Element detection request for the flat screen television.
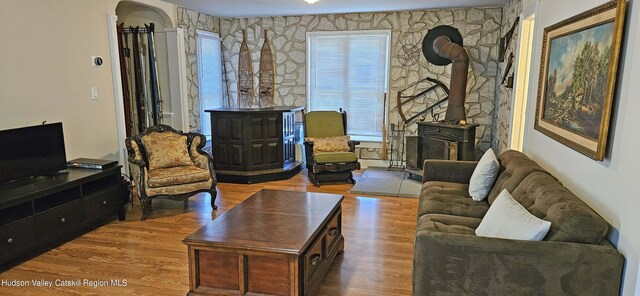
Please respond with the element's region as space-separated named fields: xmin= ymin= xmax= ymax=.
xmin=0 ymin=123 xmax=68 ymax=185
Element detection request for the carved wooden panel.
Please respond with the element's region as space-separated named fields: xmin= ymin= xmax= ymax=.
xmin=231 ymin=144 xmax=243 ymax=166
xmin=283 ymin=139 xmax=295 ymax=163
xmin=251 ymin=144 xmax=264 ymax=165
xmin=230 ymin=118 xmax=243 ymax=141
xmin=214 ymin=117 xmax=229 ymax=140
xmin=282 ymin=112 xmax=296 ymax=163
xmin=264 ymin=143 xmax=279 ymax=165
xmin=197 ymin=250 xmax=239 ymax=290
xmin=251 ymin=117 xmax=264 ymax=139
xmin=214 ymin=143 xmax=228 ymax=167
xmin=247 ymin=255 xmax=291 ymax=295
xmin=264 ymin=116 xmax=279 ymax=139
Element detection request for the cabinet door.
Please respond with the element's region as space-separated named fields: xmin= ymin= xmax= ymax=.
xmin=83 ymin=186 xmax=122 ymax=220
xmin=212 ymin=115 xmax=244 ymax=170
xmin=0 ymin=218 xmax=36 ymax=257
xmin=35 ymin=200 xmax=83 ymax=241
xmin=282 ymin=112 xmax=296 ymax=163
xmin=248 ymin=114 xmax=282 ymax=170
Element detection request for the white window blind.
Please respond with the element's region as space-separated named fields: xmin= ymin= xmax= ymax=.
xmin=197 ymin=31 xmax=223 ymax=140
xmin=307 ymin=31 xmax=390 ymax=140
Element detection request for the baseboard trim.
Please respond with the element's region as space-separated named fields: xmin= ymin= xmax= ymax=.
xmin=359 ymin=159 xmax=390 ymax=169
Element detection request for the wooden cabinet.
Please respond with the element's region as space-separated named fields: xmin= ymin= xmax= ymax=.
xmin=184 ymin=190 xmax=344 ymax=296
xmin=206 ymin=107 xmax=303 ymax=183
xmin=0 ymin=166 xmax=125 ymax=266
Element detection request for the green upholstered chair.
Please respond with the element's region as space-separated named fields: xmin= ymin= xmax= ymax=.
xmin=303 ymin=110 xmax=360 ymax=187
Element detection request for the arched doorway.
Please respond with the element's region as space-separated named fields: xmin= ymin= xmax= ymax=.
xmin=107 ymin=1 xmax=188 ymax=174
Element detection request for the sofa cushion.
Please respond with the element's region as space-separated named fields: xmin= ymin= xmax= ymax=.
xmin=141 ymin=132 xmax=193 ymax=170
xmin=147 ymin=165 xmax=211 ymax=188
xmin=476 ymin=189 xmax=551 ymax=241
xmin=417 ymin=214 xmax=481 ymax=235
xmin=314 ymin=151 xmax=357 ymax=164
xmin=468 ymin=148 xmax=499 ymax=201
xmin=510 ymin=172 xmax=608 ymax=244
xmin=418 ymin=181 xmax=490 ymax=218
xmin=306 ymin=135 xmax=350 ymax=152
xmin=487 ymin=150 xmax=549 ymax=204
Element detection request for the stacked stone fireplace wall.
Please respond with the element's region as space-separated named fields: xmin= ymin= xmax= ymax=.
xmin=178 ymin=5 xmax=524 ymax=160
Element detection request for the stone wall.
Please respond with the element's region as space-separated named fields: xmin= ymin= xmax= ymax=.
xmin=493 ymin=0 xmax=522 ymax=153
xmin=218 ymin=8 xmax=503 ymax=159
xmin=177 ymin=7 xmax=219 ymax=132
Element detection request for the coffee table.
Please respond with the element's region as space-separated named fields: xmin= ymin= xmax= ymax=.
xmin=183 ymin=189 xmax=344 ymax=296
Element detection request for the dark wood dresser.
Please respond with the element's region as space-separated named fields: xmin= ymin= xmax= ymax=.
xmin=205 ymin=107 xmax=303 ymax=183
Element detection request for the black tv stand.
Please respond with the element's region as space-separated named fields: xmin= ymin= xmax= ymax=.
xmin=45 ymin=170 xmax=70 ymax=176
xmin=0 ymin=166 xmax=125 ymax=267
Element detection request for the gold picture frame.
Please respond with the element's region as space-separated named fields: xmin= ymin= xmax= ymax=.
xmin=534 ymin=0 xmax=626 ymax=161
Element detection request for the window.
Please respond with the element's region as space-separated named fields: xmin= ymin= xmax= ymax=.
xmin=307 ymin=30 xmax=390 ymax=141
xmin=196 ymin=31 xmax=223 ymax=140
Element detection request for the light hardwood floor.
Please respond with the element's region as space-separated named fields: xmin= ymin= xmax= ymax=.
xmin=0 ymin=169 xmax=418 ymax=295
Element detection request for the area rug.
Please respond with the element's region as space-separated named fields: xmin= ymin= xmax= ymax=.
xmin=351 ymin=167 xmax=422 ymax=198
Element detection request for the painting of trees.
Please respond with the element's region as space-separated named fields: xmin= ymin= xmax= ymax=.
xmin=541 ymin=21 xmax=614 ymax=139
xmin=535 ymin=0 xmax=626 ymax=161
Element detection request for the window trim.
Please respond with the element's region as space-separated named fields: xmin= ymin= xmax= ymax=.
xmin=305 ymin=30 xmax=392 ymax=140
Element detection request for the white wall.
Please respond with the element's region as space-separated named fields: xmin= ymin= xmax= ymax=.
xmin=0 ymin=0 xmax=176 ymax=162
xmin=523 ymin=0 xmax=640 ymax=294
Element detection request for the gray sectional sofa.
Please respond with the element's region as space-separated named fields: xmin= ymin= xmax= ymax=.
xmin=413 ymin=150 xmax=624 ymax=295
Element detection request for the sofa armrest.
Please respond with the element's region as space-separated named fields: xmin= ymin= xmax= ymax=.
xmin=413 ymin=231 xmax=624 ymax=296
xmin=422 ymin=160 xmax=478 ymax=184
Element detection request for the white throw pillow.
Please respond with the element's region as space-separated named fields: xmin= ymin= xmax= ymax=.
xmin=468 ymin=148 xmax=499 ymax=201
xmin=476 ymin=189 xmax=551 ymax=241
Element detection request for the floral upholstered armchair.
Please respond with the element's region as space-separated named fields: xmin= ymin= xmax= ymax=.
xmin=304 ymin=110 xmax=361 ymax=187
xmin=125 ymin=125 xmax=217 ymax=220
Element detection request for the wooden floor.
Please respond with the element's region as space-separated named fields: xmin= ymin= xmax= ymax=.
xmin=0 ymin=169 xmax=418 ymax=295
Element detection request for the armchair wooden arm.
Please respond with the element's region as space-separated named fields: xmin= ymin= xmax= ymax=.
xmin=348 ymin=140 xmax=360 ymax=152
xmin=125 ymin=138 xmax=146 ymax=168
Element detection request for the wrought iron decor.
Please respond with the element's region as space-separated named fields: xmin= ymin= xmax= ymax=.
xmin=395 ymin=32 xmax=422 ymax=77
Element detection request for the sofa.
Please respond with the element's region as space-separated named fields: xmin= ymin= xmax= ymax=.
xmin=413 ymin=150 xmax=624 ymax=295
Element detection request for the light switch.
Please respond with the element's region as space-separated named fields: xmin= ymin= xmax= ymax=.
xmin=91 ymin=87 xmax=98 ymax=100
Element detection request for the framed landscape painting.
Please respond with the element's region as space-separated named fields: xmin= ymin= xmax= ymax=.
xmin=535 ymin=0 xmax=626 ymax=161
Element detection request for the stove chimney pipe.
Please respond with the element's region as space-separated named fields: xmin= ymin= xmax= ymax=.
xmin=432 ymin=35 xmax=469 ymax=122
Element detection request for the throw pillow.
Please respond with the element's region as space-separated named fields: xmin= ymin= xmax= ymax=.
xmin=306 ymin=135 xmax=350 ymax=152
xmin=141 ymin=132 xmax=193 ymax=170
xmin=468 ymin=148 xmax=499 ymax=201
xmin=476 ymin=189 xmax=551 ymax=241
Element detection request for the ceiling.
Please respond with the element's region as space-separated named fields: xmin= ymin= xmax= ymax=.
xmin=163 ymin=0 xmax=509 ymax=18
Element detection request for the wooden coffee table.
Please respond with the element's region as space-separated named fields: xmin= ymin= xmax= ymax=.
xmin=183 ymin=189 xmax=344 ymax=296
